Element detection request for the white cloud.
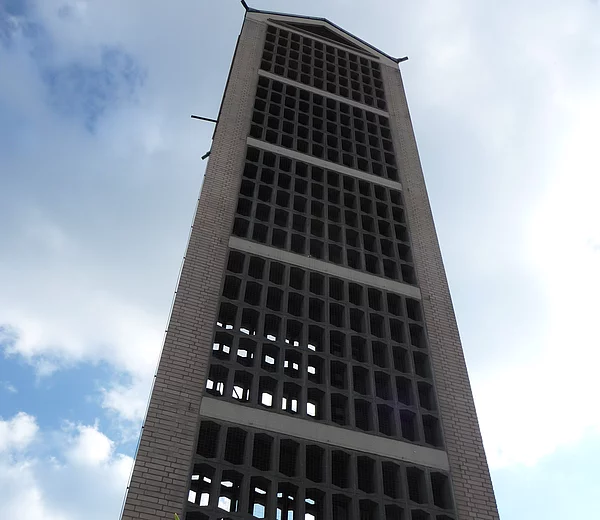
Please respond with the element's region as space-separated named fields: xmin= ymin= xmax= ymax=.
xmin=0 ymin=412 xmax=38 ymax=452
xmin=476 ymin=89 xmax=600 ymax=468
xmin=0 ymin=413 xmax=132 ymax=520
xmin=102 ymin=377 xmax=150 ymax=424
xmin=404 ymin=0 xmax=600 ymax=468
xmin=1 ymin=380 xmax=17 ymax=394
xmin=0 ymin=0 xmax=210 ymax=427
xmin=65 ymin=422 xmax=115 ymax=466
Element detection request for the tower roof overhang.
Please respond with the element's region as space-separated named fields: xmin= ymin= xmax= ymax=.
xmin=242 ymin=3 xmax=405 ymax=67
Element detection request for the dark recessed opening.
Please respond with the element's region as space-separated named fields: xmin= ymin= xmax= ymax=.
xmin=357 ymin=456 xmax=375 ymax=493
xmin=423 ymin=415 xmax=443 ymax=447
xmin=224 ymin=427 xmax=246 ymax=465
xmin=368 ymin=289 xmax=382 ymax=311
xmin=378 ymin=404 xmax=395 ymax=436
xmin=382 ymin=462 xmax=402 ymax=499
xmin=393 ymin=346 xmax=410 ymax=373
xmin=431 ymin=472 xmax=454 ymax=510
xmin=418 ymin=382 xmax=436 ymax=410
xmin=306 ymin=445 xmax=324 ymax=482
xmin=355 ymin=399 xmax=372 ymax=431
xmin=222 ymin=276 xmax=241 ymax=301
xmin=400 ymin=410 xmax=418 ymax=442
xmin=374 ymin=372 xmax=392 ymax=400
xmin=196 ymin=421 xmax=220 ymax=458
xmin=331 ymin=450 xmax=350 ymax=488
xmin=413 ymin=352 xmax=431 ymax=378
xmin=332 ymin=494 xmax=352 ymax=520
xmin=396 ymin=376 xmax=413 ymax=405
xmin=351 ymin=336 xmax=366 ymax=362
xmin=331 ymin=393 xmax=348 ymax=425
xmin=359 ymin=500 xmax=378 ymax=520
xmin=407 ymin=467 xmax=427 ymax=504
xmin=279 ymin=439 xmax=299 ymax=476
xmin=372 ymin=341 xmax=388 ymax=368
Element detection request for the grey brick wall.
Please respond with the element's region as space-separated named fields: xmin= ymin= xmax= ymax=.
xmin=381 ymin=64 xmax=500 ymax=519
xmin=121 ymin=16 xmax=266 ymax=520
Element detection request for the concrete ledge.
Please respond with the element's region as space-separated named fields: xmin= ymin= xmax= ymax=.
xmin=229 ymin=236 xmax=421 ymax=299
xmin=246 ymin=137 xmax=403 ymax=191
xmin=200 ymin=397 xmax=449 ymax=470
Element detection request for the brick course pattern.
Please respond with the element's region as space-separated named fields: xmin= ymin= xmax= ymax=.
xmin=381 ymin=64 xmax=500 ymax=519
xmin=120 ymin=17 xmax=267 ymax=520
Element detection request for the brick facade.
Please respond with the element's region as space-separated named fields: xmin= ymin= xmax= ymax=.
xmin=381 ymin=65 xmax=500 ymax=519
xmin=120 ymin=16 xmax=266 ymax=520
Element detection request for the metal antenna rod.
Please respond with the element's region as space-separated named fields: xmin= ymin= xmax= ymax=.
xmin=191 ymin=115 xmax=218 ymax=123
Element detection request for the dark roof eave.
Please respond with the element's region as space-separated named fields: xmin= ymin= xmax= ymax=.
xmin=245 ymin=5 xmax=403 ymax=63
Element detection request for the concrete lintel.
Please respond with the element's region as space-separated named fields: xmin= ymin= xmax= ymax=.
xmin=229 ymin=236 xmax=422 ymax=300
xmin=246 ymin=137 xmax=403 ymax=191
xmin=258 ymin=69 xmax=389 ymax=117
xmin=200 ymin=397 xmax=449 ymax=470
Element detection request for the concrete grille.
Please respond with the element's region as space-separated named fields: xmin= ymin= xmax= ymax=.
xmin=250 ymin=76 xmax=398 ymax=180
xmin=203 ymin=248 xmax=442 ymax=447
xmin=233 ymin=146 xmax=414 ymax=282
xmin=184 ymin=418 xmax=454 ymax=520
xmin=261 ymin=23 xmax=387 ymax=111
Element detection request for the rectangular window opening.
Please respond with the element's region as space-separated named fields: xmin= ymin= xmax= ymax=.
xmin=357 ymin=456 xmax=375 ymax=493
xmin=279 ymin=439 xmax=299 ymax=477
xmin=224 ymin=427 xmax=247 ymax=465
xmin=305 ymin=445 xmax=325 ymax=483
xmin=407 ymin=467 xmax=427 ymax=504
xmin=252 ymin=433 xmax=273 ymax=471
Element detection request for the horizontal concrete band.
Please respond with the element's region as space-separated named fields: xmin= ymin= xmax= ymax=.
xmin=229 ymin=236 xmax=422 ymax=300
xmin=258 ymin=69 xmax=389 ymax=118
xmin=200 ymin=397 xmax=449 ymax=470
xmin=246 ymin=137 xmax=403 ymax=191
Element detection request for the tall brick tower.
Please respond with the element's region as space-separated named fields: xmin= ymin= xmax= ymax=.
xmin=121 ymin=7 xmax=499 ymax=520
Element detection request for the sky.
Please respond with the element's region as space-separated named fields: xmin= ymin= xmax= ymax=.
xmin=1 ymin=0 xmax=599 ymax=518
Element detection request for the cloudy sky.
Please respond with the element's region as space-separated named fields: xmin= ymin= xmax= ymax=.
xmin=1 ymin=0 xmax=599 ymax=518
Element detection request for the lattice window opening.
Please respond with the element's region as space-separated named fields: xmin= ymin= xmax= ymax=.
xmin=235 ymin=148 xmax=415 ymax=285
xmin=261 ymin=24 xmax=387 ymax=110
xmin=205 ymin=253 xmax=443 ymax=445
xmin=250 ymin=76 xmax=397 ymax=180
xmin=188 ymin=421 xmax=457 ymax=519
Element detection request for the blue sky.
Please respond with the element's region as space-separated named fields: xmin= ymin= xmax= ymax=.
xmin=1 ymin=0 xmax=599 ymax=518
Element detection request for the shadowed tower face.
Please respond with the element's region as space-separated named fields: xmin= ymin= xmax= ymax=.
xmin=121 ymin=8 xmax=499 ymax=520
